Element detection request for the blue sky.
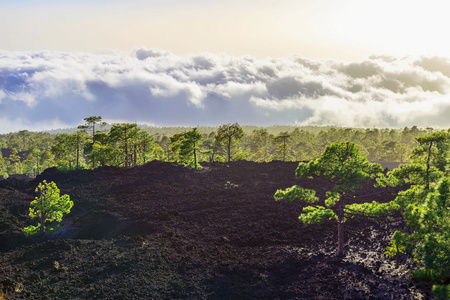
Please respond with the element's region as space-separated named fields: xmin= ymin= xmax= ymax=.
xmin=1 ymin=0 xmax=450 ymax=132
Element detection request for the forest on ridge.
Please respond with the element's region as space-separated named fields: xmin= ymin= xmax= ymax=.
xmin=0 ymin=116 xmax=436 ymax=179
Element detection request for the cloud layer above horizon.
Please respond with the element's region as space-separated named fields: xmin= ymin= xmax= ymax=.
xmin=1 ymin=48 xmax=450 ymax=133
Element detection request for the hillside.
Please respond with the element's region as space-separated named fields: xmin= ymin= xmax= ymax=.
xmin=0 ymin=161 xmax=432 ymax=299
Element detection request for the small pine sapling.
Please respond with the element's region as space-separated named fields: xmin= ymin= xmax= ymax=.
xmin=24 ymin=180 xmax=73 ymax=235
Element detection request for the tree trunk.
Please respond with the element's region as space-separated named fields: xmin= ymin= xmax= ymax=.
xmin=76 ymin=134 xmax=80 ymax=170
xmin=425 ymin=141 xmax=433 ymax=189
xmin=227 ymin=137 xmax=232 ymax=162
xmin=40 ymin=217 xmax=45 ymax=234
xmin=336 ymin=202 xmax=345 ymax=256
xmin=39 ymin=197 xmax=45 ymax=234
xmin=395 ymin=244 xmax=399 ymax=268
xmin=92 ymin=125 xmax=96 ymax=169
xmin=193 ymin=142 xmax=197 ymax=170
xmin=125 ymin=135 xmax=129 ymax=168
xmin=143 ymin=143 xmax=146 ymax=164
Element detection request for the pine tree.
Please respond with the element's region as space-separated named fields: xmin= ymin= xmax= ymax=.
xmin=275 ymin=142 xmax=397 ymax=256
xmin=379 ymin=131 xmax=450 ymax=285
xmin=24 ymin=181 xmax=73 ymax=235
xmin=274 ymin=132 xmax=291 ymax=161
xmin=109 ymin=123 xmax=139 ymax=167
xmin=78 ymin=116 xmax=107 ymax=168
xmin=216 ymin=123 xmax=244 ymax=162
xmin=170 ymin=128 xmax=203 ymax=169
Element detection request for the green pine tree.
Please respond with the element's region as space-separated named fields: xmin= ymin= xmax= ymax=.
xmin=24 ymin=180 xmax=73 ymax=235
xmin=275 ymin=142 xmax=397 ymax=256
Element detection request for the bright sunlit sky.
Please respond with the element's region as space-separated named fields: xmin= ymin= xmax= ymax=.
xmin=2 ymin=0 xmax=450 ymax=133
xmin=2 ymin=0 xmax=449 ymax=60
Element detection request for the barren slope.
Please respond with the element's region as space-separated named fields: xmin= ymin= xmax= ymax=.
xmin=0 ymin=161 xmax=432 ymax=299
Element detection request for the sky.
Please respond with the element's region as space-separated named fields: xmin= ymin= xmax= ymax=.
xmin=1 ymin=0 xmax=450 ymax=133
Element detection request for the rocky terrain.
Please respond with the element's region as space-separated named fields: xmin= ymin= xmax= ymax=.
xmin=0 ymin=161 xmax=433 ymax=299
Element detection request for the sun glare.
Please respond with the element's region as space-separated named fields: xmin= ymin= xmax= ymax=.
xmin=312 ymin=0 xmax=450 ymax=58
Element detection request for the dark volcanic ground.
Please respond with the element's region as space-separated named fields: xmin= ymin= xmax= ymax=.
xmin=0 ymin=161 xmax=433 ymax=299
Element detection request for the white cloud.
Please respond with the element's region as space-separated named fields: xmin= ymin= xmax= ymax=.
xmin=1 ymin=49 xmax=450 ymax=133
xmin=0 ymin=116 xmax=68 ymax=133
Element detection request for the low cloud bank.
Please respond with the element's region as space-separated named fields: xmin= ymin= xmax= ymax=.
xmin=1 ymin=48 xmax=450 ymax=132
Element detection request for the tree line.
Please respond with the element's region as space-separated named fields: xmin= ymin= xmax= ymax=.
xmin=0 ymin=117 xmax=434 ymax=178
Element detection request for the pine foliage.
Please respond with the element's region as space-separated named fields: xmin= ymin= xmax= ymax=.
xmin=275 ymin=142 xmax=388 ymax=256
xmin=24 ymin=180 xmax=73 ymax=235
xmin=378 ymin=131 xmax=450 ymax=285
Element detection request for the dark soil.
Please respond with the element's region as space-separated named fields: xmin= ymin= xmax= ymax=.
xmin=0 ymin=161 xmax=433 ymax=299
